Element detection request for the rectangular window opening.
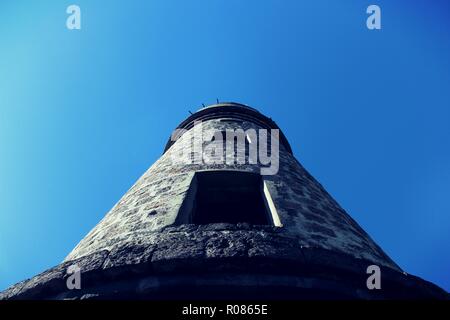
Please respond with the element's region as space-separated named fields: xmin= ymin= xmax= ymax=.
xmin=175 ymin=171 xmax=281 ymax=226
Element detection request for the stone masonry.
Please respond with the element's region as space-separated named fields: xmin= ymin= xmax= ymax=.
xmin=1 ymin=103 xmax=447 ymax=300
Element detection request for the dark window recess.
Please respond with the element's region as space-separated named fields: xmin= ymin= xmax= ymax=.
xmin=176 ymin=171 xmax=272 ymax=225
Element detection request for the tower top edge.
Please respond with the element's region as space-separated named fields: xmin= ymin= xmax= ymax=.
xmin=197 ymin=102 xmax=260 ymax=113
xmin=163 ymin=102 xmax=293 ymax=155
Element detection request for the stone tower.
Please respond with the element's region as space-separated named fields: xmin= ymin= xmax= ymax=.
xmin=1 ymin=102 xmax=447 ymax=299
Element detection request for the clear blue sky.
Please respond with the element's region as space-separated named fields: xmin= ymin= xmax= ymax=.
xmin=1 ymin=0 xmax=449 ymax=292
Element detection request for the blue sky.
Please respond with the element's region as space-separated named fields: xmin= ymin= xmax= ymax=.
xmin=0 ymin=0 xmax=449 ymax=292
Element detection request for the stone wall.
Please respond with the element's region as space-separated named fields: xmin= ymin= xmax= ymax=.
xmin=2 ymin=103 xmax=448 ymax=300
xmin=65 ymin=109 xmax=399 ymax=272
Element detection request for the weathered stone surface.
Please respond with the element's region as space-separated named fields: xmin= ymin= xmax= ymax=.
xmin=0 ymin=280 xmax=27 ymax=300
xmin=154 ymin=239 xmax=202 ymax=262
xmin=64 ymin=104 xmax=400 ymax=273
xmin=0 ymin=250 xmax=109 ymax=300
xmin=2 ymin=103 xmax=447 ymax=300
xmin=205 ymin=232 xmax=247 ymax=258
xmin=2 ymin=231 xmax=447 ymax=300
xmin=102 ymin=242 xmax=155 ymax=270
